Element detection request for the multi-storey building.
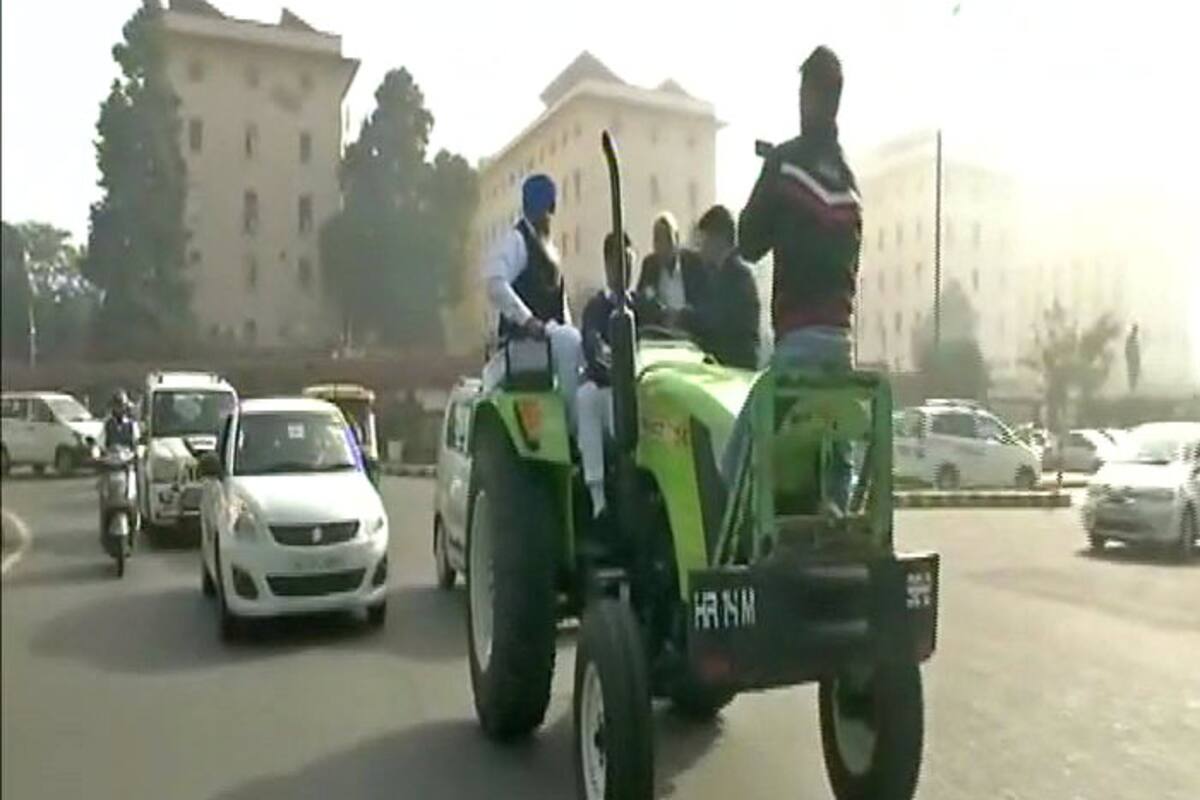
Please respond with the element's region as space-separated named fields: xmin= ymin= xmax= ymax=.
xmin=161 ymin=0 xmax=357 ymax=348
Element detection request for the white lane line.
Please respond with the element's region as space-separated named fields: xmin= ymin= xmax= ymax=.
xmin=1 ymin=508 xmax=33 ymax=577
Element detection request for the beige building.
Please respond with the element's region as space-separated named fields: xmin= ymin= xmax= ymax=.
xmin=449 ymin=52 xmax=720 ymax=354
xmin=161 ymin=0 xmax=357 ymax=348
xmin=853 ymin=131 xmax=1021 ymax=382
xmin=853 ymin=130 xmax=1198 ymax=396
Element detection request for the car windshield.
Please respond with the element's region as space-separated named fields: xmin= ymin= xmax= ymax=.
xmin=1111 ymin=426 xmax=1197 ymax=465
xmin=151 ymin=390 xmax=235 ymax=438
xmin=45 ymin=397 xmax=93 ymax=423
xmin=234 ymin=410 xmax=360 ymax=476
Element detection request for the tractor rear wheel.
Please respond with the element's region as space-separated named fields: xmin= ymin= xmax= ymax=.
xmin=467 ymin=421 xmax=558 ymax=740
xmin=819 ymin=661 xmax=924 ymax=800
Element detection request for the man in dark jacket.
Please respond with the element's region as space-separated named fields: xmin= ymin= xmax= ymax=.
xmin=577 ymin=231 xmax=634 ymax=518
xmin=726 ymin=46 xmax=861 ymax=509
xmin=692 ymin=205 xmax=760 ymax=370
xmin=634 ymin=212 xmax=707 ymax=331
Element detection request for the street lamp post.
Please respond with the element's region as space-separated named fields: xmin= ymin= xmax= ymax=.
xmin=933 ymin=128 xmax=943 ymax=359
xmin=25 ymin=269 xmax=38 ymax=368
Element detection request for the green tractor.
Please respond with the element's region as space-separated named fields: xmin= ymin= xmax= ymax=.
xmin=463 ymin=131 xmax=940 ymax=800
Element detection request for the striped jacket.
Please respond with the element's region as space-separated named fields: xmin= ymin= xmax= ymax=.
xmin=738 ymin=130 xmax=862 ymax=335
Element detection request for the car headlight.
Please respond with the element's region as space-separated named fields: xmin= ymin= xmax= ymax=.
xmin=367 ymin=515 xmax=387 ymax=539
xmin=233 ymin=507 xmax=263 ymax=541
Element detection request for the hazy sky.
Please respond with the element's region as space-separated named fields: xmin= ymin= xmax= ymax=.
xmin=2 ymin=0 xmax=1197 ymax=244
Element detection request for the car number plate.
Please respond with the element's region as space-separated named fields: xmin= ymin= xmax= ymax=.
xmin=290 ymin=554 xmax=346 ymax=573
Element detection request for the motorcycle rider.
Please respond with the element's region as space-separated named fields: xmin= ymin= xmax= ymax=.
xmin=103 ymin=390 xmax=138 ymax=451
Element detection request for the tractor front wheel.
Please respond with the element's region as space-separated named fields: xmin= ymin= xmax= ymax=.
xmin=573 ymin=598 xmax=653 ymax=800
xmin=819 ymin=661 xmax=924 ymax=800
xmin=466 ymin=422 xmax=557 ymax=740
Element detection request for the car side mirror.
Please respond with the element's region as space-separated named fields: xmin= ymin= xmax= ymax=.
xmin=197 ymin=452 xmax=223 ymax=479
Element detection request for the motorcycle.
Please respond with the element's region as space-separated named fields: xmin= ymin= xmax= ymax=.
xmin=98 ymin=446 xmax=139 ymax=577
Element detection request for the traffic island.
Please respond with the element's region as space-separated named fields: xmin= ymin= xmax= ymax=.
xmin=895 ymin=490 xmax=1072 ymax=509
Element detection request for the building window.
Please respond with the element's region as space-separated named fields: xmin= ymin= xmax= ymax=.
xmin=575 ymin=225 xmax=581 ymax=256
xmin=573 ymin=170 xmax=581 ymax=202
xmin=687 ymin=134 xmax=697 ymax=150
xmin=895 ymin=222 xmax=904 ymax=246
xmin=188 ymin=248 xmax=202 ymax=267
xmin=650 ymin=174 xmax=661 ymax=205
xmin=688 ymin=180 xmax=698 ymax=211
xmin=300 ymin=131 xmax=312 ymax=164
xmin=245 ymin=63 xmax=260 ymax=88
xmin=560 ymin=234 xmax=568 ymax=257
xmin=877 ymin=227 xmax=885 ymax=251
xmin=574 ymin=121 xmax=582 ymax=139
xmin=561 ymin=175 xmax=569 ymax=206
xmin=650 ymin=127 xmax=659 ymax=145
xmin=188 ymin=118 xmax=203 ymax=153
xmin=972 ymin=221 xmax=982 ymax=249
xmin=245 ymin=254 xmax=258 ymax=291
xmin=298 ymin=195 xmax=313 ymax=234
xmin=914 ymin=262 xmax=923 ymax=283
xmin=298 ymin=257 xmax=313 ymax=290
xmin=894 ymin=311 xmax=903 ymax=336
xmin=896 ymin=269 xmax=904 ymax=294
xmin=300 ymin=71 xmax=313 ymax=91
xmin=878 ymin=271 xmax=886 ymax=293
xmin=243 ymin=319 xmax=257 ymax=344
xmin=243 ymin=190 xmax=259 ymax=235
xmin=915 ymin=218 xmax=922 ymax=241
xmin=187 ymin=58 xmax=205 ymax=82
xmin=245 ymin=123 xmax=258 ymax=159
xmin=972 ymin=268 xmax=980 ymax=292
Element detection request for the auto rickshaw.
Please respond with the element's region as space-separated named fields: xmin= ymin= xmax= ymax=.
xmin=302 ymin=383 xmax=381 ymax=486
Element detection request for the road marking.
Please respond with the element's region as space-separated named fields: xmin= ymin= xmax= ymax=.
xmin=1 ymin=508 xmax=33 ymax=577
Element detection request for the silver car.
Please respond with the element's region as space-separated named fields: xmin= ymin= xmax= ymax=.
xmin=1081 ymin=422 xmax=1200 ymax=559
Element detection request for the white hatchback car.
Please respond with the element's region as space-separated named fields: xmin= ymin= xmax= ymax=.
xmin=432 ymin=378 xmax=480 ymax=589
xmin=894 ymin=403 xmax=1042 ymax=490
xmin=198 ymin=398 xmax=389 ymax=639
xmin=1081 ymin=421 xmax=1200 ymax=559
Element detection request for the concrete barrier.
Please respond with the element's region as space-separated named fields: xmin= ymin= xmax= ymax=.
xmin=895 ymin=491 xmax=1072 ymax=509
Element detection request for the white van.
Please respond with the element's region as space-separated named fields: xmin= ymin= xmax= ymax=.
xmin=1 ymin=391 xmax=103 ymax=476
xmin=894 ymin=402 xmax=1042 ymax=490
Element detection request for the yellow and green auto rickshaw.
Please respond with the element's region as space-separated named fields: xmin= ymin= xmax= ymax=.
xmin=302 ymin=383 xmax=381 ymax=486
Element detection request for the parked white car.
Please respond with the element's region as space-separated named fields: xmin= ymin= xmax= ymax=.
xmin=1 ymin=391 xmax=103 ymax=476
xmin=433 ymin=378 xmax=480 ymax=589
xmin=139 ymin=372 xmax=237 ymax=531
xmin=1049 ymin=429 xmax=1120 ymax=473
xmin=198 ymin=397 xmax=389 ymax=639
xmin=1081 ymin=422 xmax=1200 ymax=559
xmin=894 ymin=403 xmax=1042 ymax=490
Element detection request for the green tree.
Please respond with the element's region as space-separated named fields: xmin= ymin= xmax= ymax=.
xmin=12 ymin=222 xmax=102 ymax=360
xmin=1021 ymin=301 xmax=1122 ymax=429
xmin=910 ymin=279 xmax=990 ymax=401
xmin=84 ymin=0 xmax=189 ymax=354
xmin=320 ymin=68 xmax=478 ymax=350
xmin=1 ymin=222 xmax=34 ymax=362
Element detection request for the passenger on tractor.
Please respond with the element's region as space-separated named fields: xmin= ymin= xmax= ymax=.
xmin=482 ymin=174 xmax=583 ymax=424
xmin=577 ymin=231 xmax=636 ymax=520
xmin=723 ymin=45 xmax=862 ymax=510
xmin=633 ymin=212 xmax=708 ymax=333
xmin=690 ymin=204 xmax=761 ymax=370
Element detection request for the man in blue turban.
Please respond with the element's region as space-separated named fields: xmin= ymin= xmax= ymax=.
xmin=482 ymin=174 xmax=582 ymax=422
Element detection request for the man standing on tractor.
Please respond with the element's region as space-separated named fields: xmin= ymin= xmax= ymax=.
xmin=691 ymin=204 xmax=761 ymax=370
xmin=634 ymin=212 xmax=708 ymax=331
xmin=725 ymin=45 xmax=862 ymax=508
xmin=482 ymin=174 xmax=583 ymax=422
xmin=577 ymin=231 xmax=635 ymax=520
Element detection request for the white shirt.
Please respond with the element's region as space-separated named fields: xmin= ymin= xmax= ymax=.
xmin=483 ymin=219 xmax=570 ymax=327
xmin=657 ymin=254 xmax=687 ymax=312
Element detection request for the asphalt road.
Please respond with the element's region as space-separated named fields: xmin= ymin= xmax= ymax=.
xmin=3 ymin=475 xmax=1198 ymax=800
